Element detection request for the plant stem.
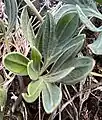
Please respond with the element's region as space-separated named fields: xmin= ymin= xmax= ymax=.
xmin=24 ymin=0 xmax=43 ymax=23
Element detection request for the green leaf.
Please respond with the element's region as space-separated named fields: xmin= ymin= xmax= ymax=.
xmin=3 ymin=52 xmax=29 ymax=75
xmin=31 ymin=46 xmax=42 ymax=71
xmin=53 ymin=4 xmax=76 ymax=23
xmin=21 ymin=7 xmax=35 ymax=46
xmin=40 ymin=34 xmax=85 ymax=75
xmin=51 ymin=35 xmax=85 ymax=72
xmin=21 ymin=7 xmax=29 ymax=40
xmin=22 ymin=79 xmax=44 ymax=103
xmin=27 ymin=60 xmax=39 ymax=80
xmin=38 ymin=13 xmax=56 ymax=63
xmin=88 ymin=32 xmax=102 ymax=55
xmin=58 ymin=57 xmax=95 ymax=84
xmin=0 ymin=111 xmax=4 ymax=120
xmin=76 ymin=5 xmax=102 ymax=32
xmin=27 ymin=18 xmax=35 ymax=47
xmin=0 ymin=75 xmax=3 ymax=84
xmin=0 ymin=20 xmax=5 ymax=39
xmin=42 ymin=82 xmax=62 ymax=113
xmin=53 ymin=1 xmax=102 ymax=24
xmin=0 ymin=87 xmax=7 ymax=107
xmin=56 ymin=13 xmax=79 ymax=46
xmin=43 ymin=67 xmax=74 ymax=83
xmin=4 ymin=0 xmax=17 ymax=33
xmin=60 ymin=0 xmax=98 ymax=10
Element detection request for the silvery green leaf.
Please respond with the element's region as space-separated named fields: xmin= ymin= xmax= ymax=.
xmin=56 ymin=13 xmax=79 ymax=46
xmin=27 ymin=60 xmax=39 ymax=80
xmin=0 ymin=111 xmax=3 ymax=120
xmin=53 ymin=1 xmax=102 ymax=23
xmin=60 ymin=0 xmax=97 ymax=10
xmin=21 ymin=7 xmax=29 ymax=40
xmin=31 ymin=46 xmax=42 ymax=71
xmin=21 ymin=7 xmax=35 ymax=46
xmin=3 ymin=52 xmax=29 ymax=75
xmin=27 ymin=18 xmax=35 ymax=47
xmin=4 ymin=0 xmax=17 ymax=33
xmin=51 ymin=35 xmax=85 ymax=72
xmin=40 ymin=13 xmax=81 ymax=74
xmin=76 ymin=5 xmax=102 ymax=32
xmin=43 ymin=67 xmax=74 ymax=83
xmin=0 ymin=87 xmax=7 ymax=107
xmin=58 ymin=57 xmax=95 ymax=85
xmin=82 ymin=8 xmax=102 ymax=20
xmin=88 ymin=32 xmax=102 ymax=55
xmin=38 ymin=13 xmax=56 ymax=63
xmin=42 ymin=82 xmax=62 ymax=114
xmin=22 ymin=79 xmax=44 ymax=103
xmin=0 ymin=75 xmax=3 ymax=84
xmin=0 ymin=20 xmax=5 ymax=39
xmin=53 ymin=4 xmax=77 ymax=23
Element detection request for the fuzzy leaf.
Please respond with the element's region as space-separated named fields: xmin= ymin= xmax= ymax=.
xmin=58 ymin=57 xmax=95 ymax=84
xmin=88 ymin=32 xmax=102 ymax=55
xmin=3 ymin=52 xmax=29 ymax=75
xmin=4 ymin=0 xmax=17 ymax=33
xmin=76 ymin=5 xmax=102 ymax=32
xmin=56 ymin=13 xmax=79 ymax=46
xmin=0 ymin=75 xmax=3 ymax=84
xmin=60 ymin=0 xmax=97 ymax=11
xmin=0 ymin=20 xmax=5 ymax=39
xmin=0 ymin=87 xmax=7 ymax=107
xmin=43 ymin=67 xmax=74 ymax=83
xmin=22 ymin=79 xmax=44 ymax=103
xmin=53 ymin=1 xmax=102 ymax=23
xmin=42 ymin=82 xmax=62 ymax=113
xmin=27 ymin=60 xmax=39 ymax=80
xmin=51 ymin=34 xmax=85 ymax=72
xmin=21 ymin=7 xmax=29 ymax=40
xmin=31 ymin=46 xmax=42 ymax=71
xmin=40 ymin=13 xmax=83 ymax=74
xmin=42 ymin=13 xmax=56 ymax=62
xmin=27 ymin=18 xmax=35 ymax=47
xmin=53 ymin=4 xmax=76 ymax=23
xmin=0 ymin=111 xmax=3 ymax=120
xmin=21 ymin=7 xmax=35 ymax=46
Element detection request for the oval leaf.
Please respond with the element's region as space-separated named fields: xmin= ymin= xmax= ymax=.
xmin=42 ymin=82 xmax=62 ymax=113
xmin=56 ymin=13 xmax=79 ymax=45
xmin=58 ymin=57 xmax=95 ymax=84
xmin=3 ymin=52 xmax=29 ymax=75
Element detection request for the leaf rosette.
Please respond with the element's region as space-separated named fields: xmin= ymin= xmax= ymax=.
xmin=3 ymin=11 xmax=95 ymax=113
